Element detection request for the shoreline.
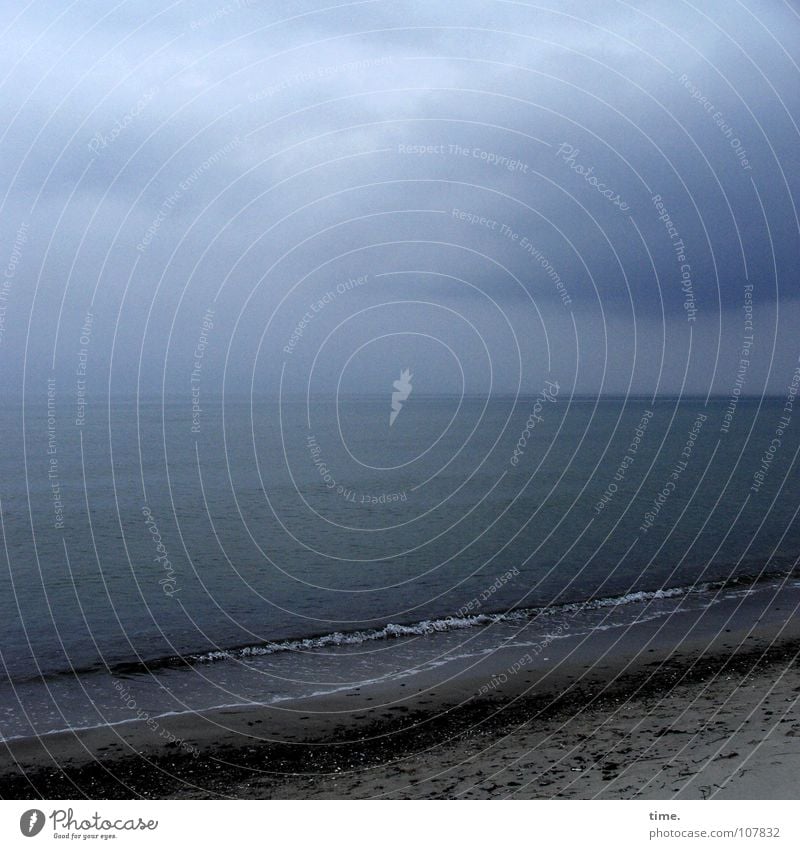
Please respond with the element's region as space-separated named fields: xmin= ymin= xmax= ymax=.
xmin=2 ymin=582 xmax=799 ymax=799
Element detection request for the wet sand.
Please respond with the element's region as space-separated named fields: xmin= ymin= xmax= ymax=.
xmin=2 ymin=583 xmax=799 ymax=799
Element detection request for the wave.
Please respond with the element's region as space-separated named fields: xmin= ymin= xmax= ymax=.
xmin=5 ymin=568 xmax=795 ymax=684
xmin=111 ymin=567 xmax=797 ymax=673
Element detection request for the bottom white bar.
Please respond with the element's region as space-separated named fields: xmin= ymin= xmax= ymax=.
xmin=1 ymin=800 xmax=796 ymax=848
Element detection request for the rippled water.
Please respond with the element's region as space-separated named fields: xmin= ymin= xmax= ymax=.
xmin=1 ymin=395 xmax=798 ymax=738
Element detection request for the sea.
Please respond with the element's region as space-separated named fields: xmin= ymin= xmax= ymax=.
xmin=1 ymin=394 xmax=799 ymax=741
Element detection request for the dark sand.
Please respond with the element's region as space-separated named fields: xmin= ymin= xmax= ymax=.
xmin=2 ymin=582 xmax=799 ymax=799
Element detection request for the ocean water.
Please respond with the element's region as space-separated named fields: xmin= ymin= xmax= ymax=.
xmin=1 ymin=394 xmax=799 ymax=739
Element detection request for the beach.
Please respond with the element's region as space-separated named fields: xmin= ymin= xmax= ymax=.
xmin=2 ymin=579 xmax=798 ymax=800
xmin=3 ymin=0 xmax=800 ymax=832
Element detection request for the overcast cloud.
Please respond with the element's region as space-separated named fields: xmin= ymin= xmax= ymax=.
xmin=1 ymin=0 xmax=799 ymax=398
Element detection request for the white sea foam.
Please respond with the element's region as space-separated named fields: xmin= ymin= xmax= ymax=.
xmin=187 ymin=581 xmax=721 ymax=665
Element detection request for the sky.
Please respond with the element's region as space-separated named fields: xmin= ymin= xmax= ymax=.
xmin=1 ymin=0 xmax=799 ymax=398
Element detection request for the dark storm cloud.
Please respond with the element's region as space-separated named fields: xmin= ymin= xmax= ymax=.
xmin=1 ymin=0 xmax=798 ymax=395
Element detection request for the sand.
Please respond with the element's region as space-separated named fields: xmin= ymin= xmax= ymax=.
xmin=2 ymin=584 xmax=799 ymax=799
